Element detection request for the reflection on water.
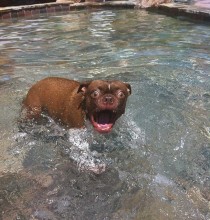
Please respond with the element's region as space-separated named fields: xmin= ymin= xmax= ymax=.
xmin=0 ymin=9 xmax=210 ymax=220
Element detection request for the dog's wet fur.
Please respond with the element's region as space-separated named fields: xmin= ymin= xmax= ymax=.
xmin=22 ymin=77 xmax=131 ymax=133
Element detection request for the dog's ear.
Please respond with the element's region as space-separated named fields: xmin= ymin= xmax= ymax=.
xmin=77 ymin=81 xmax=91 ymax=94
xmin=125 ymin=83 xmax=131 ymax=95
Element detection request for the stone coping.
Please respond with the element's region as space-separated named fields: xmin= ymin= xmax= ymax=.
xmin=0 ymin=1 xmax=210 ymax=21
xmin=0 ymin=2 xmax=136 ymax=20
xmin=148 ymin=2 xmax=210 ymax=21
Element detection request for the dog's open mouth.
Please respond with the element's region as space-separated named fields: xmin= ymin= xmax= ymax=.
xmin=90 ymin=110 xmax=117 ymax=133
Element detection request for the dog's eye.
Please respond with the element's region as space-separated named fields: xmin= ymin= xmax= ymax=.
xmin=117 ymin=91 xmax=125 ymax=98
xmin=91 ymin=90 xmax=100 ymax=98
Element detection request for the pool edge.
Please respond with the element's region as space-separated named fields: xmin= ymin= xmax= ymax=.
xmin=0 ymin=2 xmax=136 ymax=20
xmin=148 ymin=3 xmax=210 ymax=22
xmin=0 ymin=1 xmax=210 ymax=22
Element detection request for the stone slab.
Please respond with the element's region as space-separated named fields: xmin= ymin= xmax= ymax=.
xmin=148 ymin=2 xmax=210 ymax=21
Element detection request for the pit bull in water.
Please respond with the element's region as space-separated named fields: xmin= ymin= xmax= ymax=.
xmin=22 ymin=77 xmax=131 ymax=133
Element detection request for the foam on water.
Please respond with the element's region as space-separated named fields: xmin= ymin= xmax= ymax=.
xmin=62 ymin=114 xmax=145 ymax=174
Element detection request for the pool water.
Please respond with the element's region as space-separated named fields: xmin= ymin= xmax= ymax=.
xmin=0 ymin=9 xmax=210 ymax=220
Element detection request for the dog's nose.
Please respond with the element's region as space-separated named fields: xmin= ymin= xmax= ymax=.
xmin=103 ymin=95 xmax=114 ymax=104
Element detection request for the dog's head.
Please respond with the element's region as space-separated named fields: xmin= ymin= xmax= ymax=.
xmin=78 ymin=80 xmax=131 ymax=133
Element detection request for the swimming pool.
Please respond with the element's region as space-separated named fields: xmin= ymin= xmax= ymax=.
xmin=0 ymin=9 xmax=210 ymax=219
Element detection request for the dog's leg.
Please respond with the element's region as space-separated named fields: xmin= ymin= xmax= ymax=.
xmin=23 ymin=93 xmax=42 ymax=120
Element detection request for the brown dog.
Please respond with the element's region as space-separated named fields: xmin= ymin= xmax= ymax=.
xmin=22 ymin=77 xmax=131 ymax=133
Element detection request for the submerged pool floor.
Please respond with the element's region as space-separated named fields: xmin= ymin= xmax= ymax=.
xmin=0 ymin=9 xmax=210 ymax=220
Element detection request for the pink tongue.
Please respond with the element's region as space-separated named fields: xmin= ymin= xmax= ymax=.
xmin=98 ymin=112 xmax=110 ymax=124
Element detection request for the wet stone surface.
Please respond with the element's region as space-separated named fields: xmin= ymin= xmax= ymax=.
xmin=0 ymin=164 xmax=122 ymax=219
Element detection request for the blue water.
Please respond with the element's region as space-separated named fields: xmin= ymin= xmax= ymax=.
xmin=0 ymin=10 xmax=210 ymax=219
